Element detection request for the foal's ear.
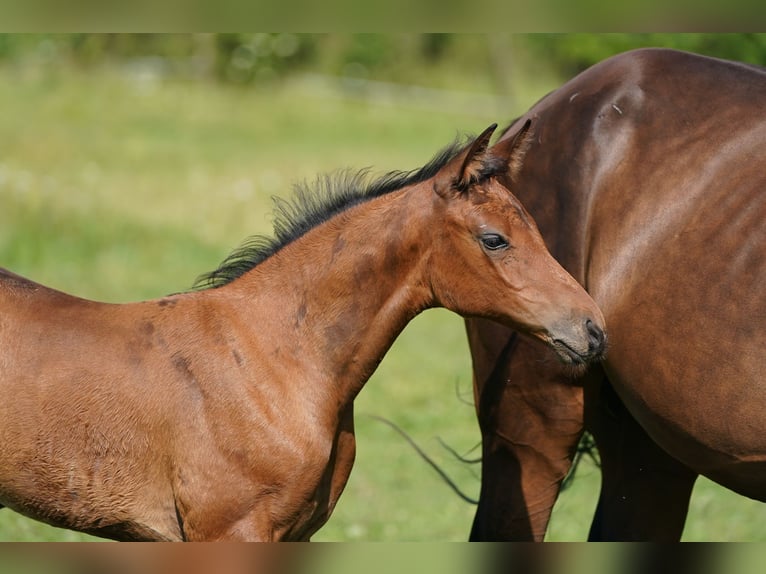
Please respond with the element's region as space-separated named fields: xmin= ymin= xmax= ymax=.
xmin=488 ymin=118 xmax=534 ymax=182
xmin=434 ymin=123 xmax=497 ymax=198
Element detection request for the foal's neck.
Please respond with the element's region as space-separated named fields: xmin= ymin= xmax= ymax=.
xmin=231 ymin=186 xmax=433 ymax=411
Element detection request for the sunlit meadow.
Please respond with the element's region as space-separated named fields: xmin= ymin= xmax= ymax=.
xmin=0 ymin=51 xmax=762 ymax=542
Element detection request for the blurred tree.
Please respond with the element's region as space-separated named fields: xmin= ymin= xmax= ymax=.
xmin=525 ymin=34 xmax=766 ymax=76
xmin=213 ymin=33 xmax=316 ymax=85
xmin=0 ymin=34 xmax=761 ymax=92
xmin=420 ymin=33 xmax=452 ymax=62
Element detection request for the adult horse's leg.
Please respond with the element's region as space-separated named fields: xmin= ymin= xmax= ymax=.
xmin=585 ymin=379 xmax=698 ymax=541
xmin=467 ymin=319 xmax=585 ymax=541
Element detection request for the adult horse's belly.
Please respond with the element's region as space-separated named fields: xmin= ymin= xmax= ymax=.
xmin=603 ymin=303 xmax=766 ymax=500
xmin=588 ymin=170 xmax=766 ymax=500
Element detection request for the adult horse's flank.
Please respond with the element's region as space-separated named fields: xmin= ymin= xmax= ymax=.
xmin=0 ymin=124 xmax=605 ymax=541
xmin=469 ymin=48 xmax=766 ymax=541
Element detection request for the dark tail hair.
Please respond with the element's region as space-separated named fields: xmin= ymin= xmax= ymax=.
xmin=365 ymin=414 xmax=478 ymax=505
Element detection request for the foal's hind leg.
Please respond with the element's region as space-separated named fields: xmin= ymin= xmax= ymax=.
xmin=585 ymin=378 xmax=697 ymax=541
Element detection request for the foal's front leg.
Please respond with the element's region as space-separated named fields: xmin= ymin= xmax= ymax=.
xmin=205 ymin=405 xmax=356 ymax=542
xmin=295 ymin=403 xmax=357 ymax=541
xmin=326 ymin=404 xmax=357 ymax=517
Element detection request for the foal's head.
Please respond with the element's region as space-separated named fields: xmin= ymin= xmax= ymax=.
xmin=426 ymin=122 xmax=606 ymax=366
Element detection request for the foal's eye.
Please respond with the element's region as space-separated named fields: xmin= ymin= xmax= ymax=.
xmin=480 ymin=233 xmax=509 ymax=251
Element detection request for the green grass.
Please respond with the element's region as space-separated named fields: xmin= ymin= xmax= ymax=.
xmin=0 ymin=63 xmax=763 ymax=542
xmin=544 ymin=459 xmax=766 ymax=542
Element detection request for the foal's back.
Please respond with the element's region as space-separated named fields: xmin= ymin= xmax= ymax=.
xmin=0 ymin=268 xmax=196 ymax=539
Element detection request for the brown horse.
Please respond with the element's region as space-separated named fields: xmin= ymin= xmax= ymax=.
xmin=468 ymin=47 xmax=766 ymax=541
xmin=0 ymin=124 xmax=606 ymax=541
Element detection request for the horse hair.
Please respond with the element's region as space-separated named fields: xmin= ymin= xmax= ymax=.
xmin=194 ymin=132 xmax=503 ymax=290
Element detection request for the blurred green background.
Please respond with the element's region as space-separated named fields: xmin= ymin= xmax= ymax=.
xmin=0 ymin=34 xmax=764 ymax=542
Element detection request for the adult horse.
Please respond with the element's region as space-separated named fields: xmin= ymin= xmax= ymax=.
xmin=468 ymin=47 xmax=766 ymax=541
xmin=0 ymin=124 xmax=606 ymax=541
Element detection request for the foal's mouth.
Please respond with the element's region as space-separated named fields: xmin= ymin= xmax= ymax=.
xmin=551 ymin=338 xmax=601 ymax=366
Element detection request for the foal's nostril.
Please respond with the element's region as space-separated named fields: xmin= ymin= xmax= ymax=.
xmin=586 ymin=319 xmax=606 ymax=354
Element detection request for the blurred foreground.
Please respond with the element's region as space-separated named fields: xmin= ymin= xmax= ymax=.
xmin=0 ymin=543 xmax=763 ymax=574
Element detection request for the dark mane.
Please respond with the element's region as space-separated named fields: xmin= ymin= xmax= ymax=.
xmin=194 ymin=135 xmax=475 ymax=290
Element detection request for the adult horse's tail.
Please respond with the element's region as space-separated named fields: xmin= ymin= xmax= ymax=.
xmin=365 ymin=414 xmax=479 ymax=505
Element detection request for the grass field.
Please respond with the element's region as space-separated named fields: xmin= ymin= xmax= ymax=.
xmin=0 ymin=61 xmax=763 ymax=542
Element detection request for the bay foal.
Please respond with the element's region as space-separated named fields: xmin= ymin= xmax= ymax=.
xmin=0 ymin=124 xmax=605 ymax=541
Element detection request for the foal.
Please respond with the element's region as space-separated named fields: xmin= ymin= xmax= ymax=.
xmin=0 ymin=123 xmax=605 ymax=541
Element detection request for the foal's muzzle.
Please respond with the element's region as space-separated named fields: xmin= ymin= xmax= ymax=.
xmin=586 ymin=318 xmax=607 ymax=359
xmin=551 ymin=317 xmax=607 ymax=366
